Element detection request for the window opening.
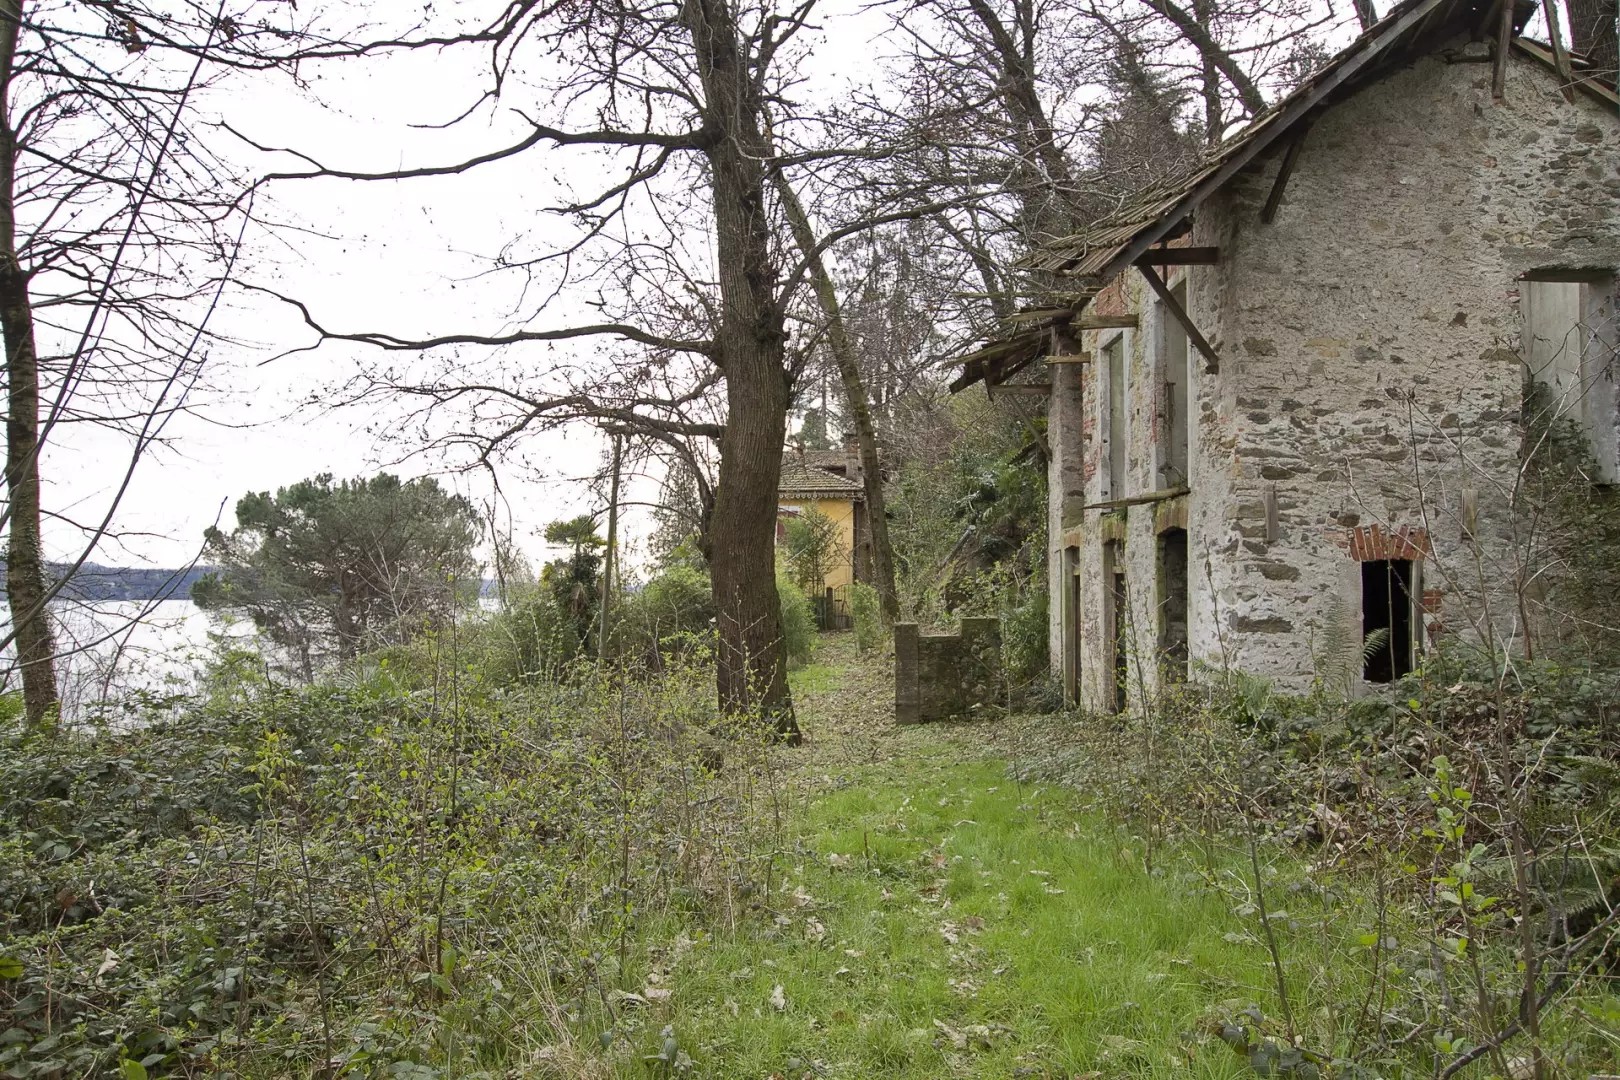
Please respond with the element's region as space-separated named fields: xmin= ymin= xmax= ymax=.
xmin=1105 ymin=335 xmax=1127 ymax=498
xmin=1062 ymin=546 xmax=1081 ymax=704
xmin=1362 ymin=559 xmax=1416 ymax=683
xmin=1159 ymin=282 xmax=1190 ymax=486
xmin=1103 ymin=539 xmax=1128 ymax=713
xmin=1523 ymin=274 xmax=1620 ymax=484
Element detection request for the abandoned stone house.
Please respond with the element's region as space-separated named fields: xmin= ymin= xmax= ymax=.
xmin=952 ymin=0 xmax=1620 ymax=710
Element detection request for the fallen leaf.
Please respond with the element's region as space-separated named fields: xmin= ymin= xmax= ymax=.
xmin=769 ymin=984 xmax=787 ymax=1011
xmin=643 ymin=987 xmax=673 ymax=1003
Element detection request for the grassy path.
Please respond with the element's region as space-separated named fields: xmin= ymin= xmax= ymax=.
xmin=601 ymin=636 xmax=1324 ymax=1078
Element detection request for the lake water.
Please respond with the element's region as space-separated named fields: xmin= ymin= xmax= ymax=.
xmin=27 ymin=599 xmax=236 ymax=722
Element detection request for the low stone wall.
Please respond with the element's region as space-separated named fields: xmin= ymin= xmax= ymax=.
xmin=894 ymin=617 xmax=1002 ymax=724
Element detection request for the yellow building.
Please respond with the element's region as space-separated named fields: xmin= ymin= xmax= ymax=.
xmin=777 ymin=458 xmax=868 ymax=597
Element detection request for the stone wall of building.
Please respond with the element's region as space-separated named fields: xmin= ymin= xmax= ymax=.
xmin=895 ymin=617 xmax=1002 ymax=723
xmin=1054 ymin=46 xmax=1620 ymax=709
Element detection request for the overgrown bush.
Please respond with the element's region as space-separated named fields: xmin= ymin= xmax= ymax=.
xmin=848 ymin=581 xmax=885 ymax=654
xmin=610 ymin=564 xmax=715 ymax=670
xmin=781 ymin=505 xmax=842 ymax=595
xmin=1010 ymin=649 xmax=1620 ymax=1076
xmin=885 ymin=390 xmax=1050 ymax=696
xmin=469 ymin=591 xmax=581 ymax=684
xmin=0 ymin=656 xmax=786 ymax=1079
xmin=776 ymin=573 xmax=816 ymax=669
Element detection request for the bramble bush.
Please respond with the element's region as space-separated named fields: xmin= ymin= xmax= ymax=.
xmin=1010 ymin=647 xmax=1620 ymax=1076
xmin=0 ymin=650 xmax=789 ymax=1079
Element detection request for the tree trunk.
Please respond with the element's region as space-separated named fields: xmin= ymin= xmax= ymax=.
xmin=1194 ymin=0 xmax=1222 ymax=142
xmin=771 ymin=172 xmax=901 ymax=622
xmin=687 ymin=0 xmax=798 ymax=740
xmin=1566 ymin=0 xmax=1618 ymax=76
xmin=0 ymin=0 xmax=59 ymax=731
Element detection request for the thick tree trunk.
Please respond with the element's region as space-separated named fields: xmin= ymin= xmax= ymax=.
xmin=0 ymin=1 xmax=59 ymax=730
xmin=771 ymin=173 xmax=902 ymax=622
xmin=688 ymin=0 xmax=798 ymax=740
xmin=1566 ymin=0 xmax=1617 ymax=76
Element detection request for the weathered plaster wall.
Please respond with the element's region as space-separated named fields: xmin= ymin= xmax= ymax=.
xmin=1053 ymin=48 xmax=1620 ymax=709
xmin=778 ymin=496 xmax=858 ymax=591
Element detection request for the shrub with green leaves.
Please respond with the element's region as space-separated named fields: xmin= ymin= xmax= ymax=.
xmin=0 ymin=656 xmax=782 ymax=1079
xmin=848 ymin=580 xmax=885 ymax=654
xmin=776 ymin=574 xmax=816 ymax=669
xmin=610 ymin=564 xmax=716 ymax=670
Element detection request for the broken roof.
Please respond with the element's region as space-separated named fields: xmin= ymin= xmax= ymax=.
xmin=778 ymin=461 xmax=865 ymax=499
xmin=952 ymin=0 xmax=1618 ymax=393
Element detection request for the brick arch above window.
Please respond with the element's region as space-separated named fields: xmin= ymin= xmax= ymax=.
xmin=1348 ymin=525 xmax=1431 ymax=562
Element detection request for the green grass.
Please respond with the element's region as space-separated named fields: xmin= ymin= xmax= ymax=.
xmin=607 ymin=751 xmax=1338 ymax=1078
xmin=787 ymin=658 xmax=840 ymax=695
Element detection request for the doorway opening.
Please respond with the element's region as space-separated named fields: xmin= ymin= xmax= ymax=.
xmin=1157 ymin=528 xmax=1189 ymax=683
xmin=1103 ymin=539 xmax=1128 ymax=713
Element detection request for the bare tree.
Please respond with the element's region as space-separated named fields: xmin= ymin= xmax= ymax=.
xmin=1564 ymin=0 xmax=1617 ymax=76
xmin=0 ymin=0 xmax=314 ymax=729
xmin=246 ymin=0 xmax=968 ymax=739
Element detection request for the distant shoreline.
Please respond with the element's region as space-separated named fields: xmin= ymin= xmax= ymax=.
xmin=0 ymin=562 xmax=500 ymax=603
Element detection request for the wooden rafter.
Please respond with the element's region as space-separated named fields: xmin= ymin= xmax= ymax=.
xmin=987 ymin=383 xmax=1052 ymax=396
xmin=1080 ymin=485 xmax=1190 ymax=512
xmin=1138 ymin=263 xmax=1221 ymax=374
xmin=1262 ymin=122 xmax=1311 ymax=223
xmin=1541 ymin=0 xmax=1578 ymax=102
xmin=1490 ymin=0 xmax=1513 ymax=102
xmin=1044 ymin=354 xmax=1092 ymax=365
xmin=1133 ymin=246 xmax=1221 ymax=266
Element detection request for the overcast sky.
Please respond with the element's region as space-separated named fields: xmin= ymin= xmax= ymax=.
xmin=42 ymin=0 xmax=1380 ymax=576
xmin=48 ymin=3 xmax=886 ymax=576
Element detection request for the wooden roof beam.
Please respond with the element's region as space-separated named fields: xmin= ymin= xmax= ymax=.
xmin=986 ymin=382 xmax=1053 ymax=396
xmin=1074 ymin=313 xmax=1139 ymax=329
xmin=1133 ymin=246 xmax=1221 ymax=266
xmin=1262 ymin=123 xmax=1311 ymax=223
xmin=1139 ymin=263 xmax=1221 ymax=374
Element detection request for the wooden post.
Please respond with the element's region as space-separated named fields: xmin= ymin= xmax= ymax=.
xmin=1262 ymin=125 xmax=1311 ymax=224
xmin=1491 ymin=0 xmax=1513 ymax=103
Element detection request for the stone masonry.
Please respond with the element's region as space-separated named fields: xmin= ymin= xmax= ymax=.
xmin=1048 ymin=46 xmax=1620 ymax=709
xmin=895 ymin=617 xmax=1002 ymax=723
